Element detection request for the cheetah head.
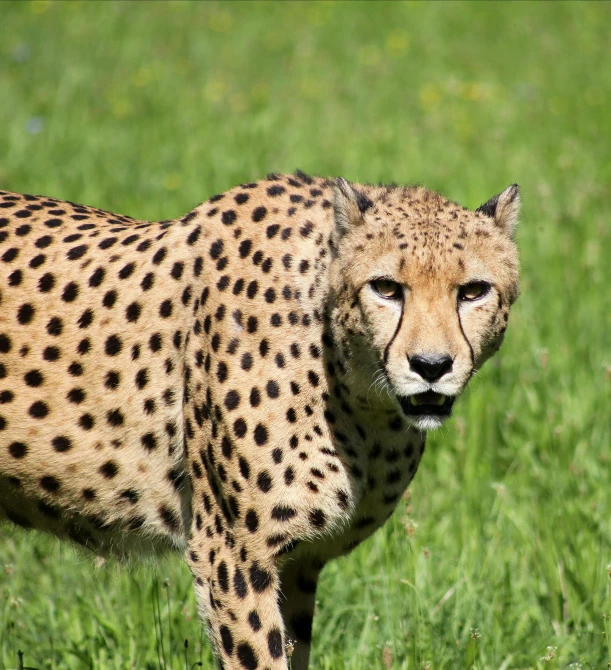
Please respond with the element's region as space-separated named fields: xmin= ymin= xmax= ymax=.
xmin=329 ymin=178 xmax=520 ymax=431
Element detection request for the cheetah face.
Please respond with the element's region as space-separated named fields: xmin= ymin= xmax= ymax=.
xmin=330 ymin=179 xmax=520 ymax=432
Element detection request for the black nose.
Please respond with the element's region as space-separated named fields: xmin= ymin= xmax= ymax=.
xmin=408 ymin=354 xmax=453 ymax=382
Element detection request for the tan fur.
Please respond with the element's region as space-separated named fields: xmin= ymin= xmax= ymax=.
xmin=0 ymin=173 xmax=519 ymax=669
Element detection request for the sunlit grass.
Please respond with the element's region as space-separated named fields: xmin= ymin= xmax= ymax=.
xmin=0 ymin=1 xmax=610 ymax=668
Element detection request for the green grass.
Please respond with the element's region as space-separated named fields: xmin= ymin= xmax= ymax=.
xmin=1 ymin=1 xmax=610 ymax=668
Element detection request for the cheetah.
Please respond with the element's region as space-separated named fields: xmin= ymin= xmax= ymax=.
xmin=0 ymin=172 xmax=520 ymax=669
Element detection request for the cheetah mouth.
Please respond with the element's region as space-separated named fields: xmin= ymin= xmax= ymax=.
xmin=398 ymin=392 xmax=455 ymax=417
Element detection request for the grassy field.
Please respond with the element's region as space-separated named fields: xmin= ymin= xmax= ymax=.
xmin=1 ymin=1 xmax=610 ymax=668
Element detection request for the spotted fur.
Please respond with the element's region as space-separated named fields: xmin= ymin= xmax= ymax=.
xmin=0 ymin=172 xmax=520 ymax=669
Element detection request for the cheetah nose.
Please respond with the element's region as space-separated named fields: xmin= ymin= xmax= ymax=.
xmin=408 ymin=354 xmax=453 ymax=382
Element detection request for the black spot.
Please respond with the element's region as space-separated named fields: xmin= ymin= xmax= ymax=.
xmin=267 ymin=628 xmax=283 ymax=659
xmin=24 ymin=370 xmax=43 ymax=387
xmin=67 ymin=387 xmax=85 ymax=403
xmin=308 ymin=370 xmax=320 ymax=387
xmin=141 ymin=433 xmax=157 ymax=450
xmin=77 ymin=338 xmax=91 ymax=355
xmin=2 ymin=247 xmax=19 ymax=262
xmin=159 ymin=505 xmax=179 ymax=532
xmin=88 ymin=268 xmax=105 ymax=288
xmin=78 ymin=308 xmax=94 ymax=328
xmin=233 ymin=567 xmax=248 ymax=598
xmin=239 ymin=239 xmax=252 ymax=258
xmin=100 ymin=461 xmax=118 ymax=478
xmin=126 ymin=302 xmax=142 ymax=322
xmin=239 ymin=456 xmax=250 ymax=479
xmin=245 ymin=509 xmax=259 ymax=532
xmin=39 ymin=475 xmax=60 ymax=493
xmin=187 ymin=226 xmax=201 ymax=244
xmin=247 ymin=611 xmax=261 ymax=632
xmin=102 ymin=290 xmax=117 ymax=308
xmin=106 ymin=409 xmax=124 ymax=426
xmin=257 ymin=471 xmax=272 ymax=492
xmin=221 ymin=210 xmax=236 ymax=225
xmin=246 ymin=316 xmax=258 ymax=333
xmin=253 ymin=423 xmax=268 ymax=446
xmin=266 ymin=224 xmax=280 ymax=238
xmin=152 ymin=247 xmax=167 ymax=264
xmin=62 ymin=282 xmax=79 ymax=302
xmin=284 ymin=465 xmax=295 ymax=486
xmin=0 ymin=334 xmax=11 ymax=353
xmin=105 ymin=371 xmax=120 ymax=390
xmin=170 ymin=261 xmax=184 ymax=279
xmin=105 ymin=335 xmax=122 ymax=356
xmin=120 ymin=489 xmax=139 ymax=504
xmin=43 ymin=346 xmax=60 ymax=361
xmin=17 ymin=304 xmax=35 ymax=324
xmin=28 ymin=401 xmax=49 ymax=418
xmin=118 ymin=262 xmax=135 ymax=279
xmin=52 ymin=436 xmax=72 ymax=452
xmin=266 ymin=380 xmax=280 ymax=398
xmin=220 ymin=625 xmax=234 ymax=656
xmin=252 ymin=206 xmax=267 ymax=222
xmin=135 ymin=368 xmax=148 ymax=389
xmin=241 ymin=352 xmax=253 ymax=371
xmin=246 ymin=280 xmax=258 ymax=299
xmin=216 ymin=361 xmax=228 ymax=383
xmin=37 ymin=273 xmax=54 ymax=293
xmin=149 ymin=333 xmax=162 ymax=352
xmin=159 ymin=299 xmax=173 ymax=318
xmin=8 ymin=269 xmax=22 ymax=286
xmin=249 ymin=561 xmax=272 ymax=592
xmin=29 ymin=254 xmax=47 ymax=268
xmin=78 ymin=412 xmax=95 ymax=430
xmin=271 ymin=505 xmax=296 ymax=521
xmin=309 ymin=509 xmax=326 ymax=528
xmin=99 ymin=237 xmax=117 ymax=250
xmin=337 ymin=490 xmax=349 ymax=510
xmin=8 ymin=442 xmax=28 ymax=458
xmin=35 ymin=235 xmax=53 ymax=249
xmin=234 ymin=418 xmax=247 ymax=438
xmin=217 ymin=561 xmax=229 ymax=592
xmin=267 ymin=185 xmax=285 ymax=197
xmin=237 ymin=642 xmax=258 ymax=670
xmin=249 ymin=387 xmax=261 ymax=408
xmin=67 ymin=245 xmax=88 ymax=260
xmin=141 ymin=273 xmax=154 ymax=290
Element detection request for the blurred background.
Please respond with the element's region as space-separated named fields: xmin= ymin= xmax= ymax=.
xmin=0 ymin=2 xmax=609 ymax=668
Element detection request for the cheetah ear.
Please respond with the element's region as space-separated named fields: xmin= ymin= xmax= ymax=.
xmin=333 ymin=177 xmax=373 ymax=238
xmin=476 ymin=184 xmax=520 ymax=238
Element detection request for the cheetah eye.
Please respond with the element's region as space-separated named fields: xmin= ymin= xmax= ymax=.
xmin=371 ymin=279 xmax=402 ymax=300
xmin=458 ymin=281 xmax=491 ymax=302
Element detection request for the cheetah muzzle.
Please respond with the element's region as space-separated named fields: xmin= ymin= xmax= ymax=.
xmin=0 ymin=172 xmax=520 ymax=670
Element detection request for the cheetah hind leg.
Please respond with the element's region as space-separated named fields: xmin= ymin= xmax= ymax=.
xmin=188 ymin=544 xmax=289 ymax=670
xmin=278 ymin=560 xmax=322 ymax=670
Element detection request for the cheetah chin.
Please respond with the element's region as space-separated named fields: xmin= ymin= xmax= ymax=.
xmin=398 ymin=392 xmax=456 ymax=430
